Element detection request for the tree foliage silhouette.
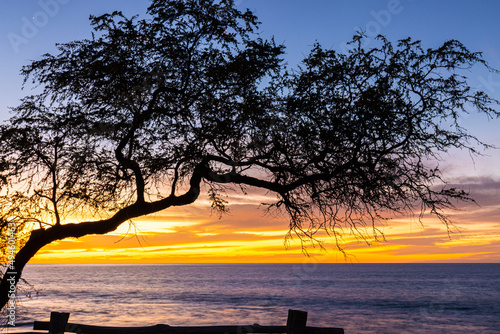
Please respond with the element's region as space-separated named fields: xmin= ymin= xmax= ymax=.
xmin=1 ymin=0 xmax=498 ymax=311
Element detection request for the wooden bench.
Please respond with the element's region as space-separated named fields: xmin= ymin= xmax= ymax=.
xmin=33 ymin=310 xmax=344 ymax=334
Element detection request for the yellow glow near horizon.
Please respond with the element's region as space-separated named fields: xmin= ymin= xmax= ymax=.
xmin=29 ymin=209 xmax=500 ymax=264
xmin=23 ymin=189 xmax=500 ymax=264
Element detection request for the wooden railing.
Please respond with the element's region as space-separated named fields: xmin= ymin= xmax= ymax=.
xmin=32 ymin=310 xmax=344 ymax=334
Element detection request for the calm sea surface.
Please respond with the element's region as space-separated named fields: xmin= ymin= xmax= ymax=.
xmin=4 ymin=263 xmax=500 ymax=333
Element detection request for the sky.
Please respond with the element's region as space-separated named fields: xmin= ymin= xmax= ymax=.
xmin=1 ymin=0 xmax=500 ymax=263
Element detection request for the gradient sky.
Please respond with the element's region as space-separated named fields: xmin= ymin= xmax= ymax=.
xmin=1 ymin=0 xmax=500 ymax=263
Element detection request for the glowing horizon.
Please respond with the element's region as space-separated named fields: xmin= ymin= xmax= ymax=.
xmin=29 ymin=185 xmax=500 ymax=264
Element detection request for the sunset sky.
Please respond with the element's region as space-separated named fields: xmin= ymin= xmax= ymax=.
xmin=1 ymin=0 xmax=500 ymax=263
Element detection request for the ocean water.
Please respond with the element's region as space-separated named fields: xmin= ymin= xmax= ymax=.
xmin=4 ymin=263 xmax=500 ymax=333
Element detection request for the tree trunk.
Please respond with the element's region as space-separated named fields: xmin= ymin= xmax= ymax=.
xmin=0 ymin=229 xmax=49 ymax=310
xmin=0 ymin=167 xmax=204 ymax=311
xmin=0 ymin=217 xmax=134 ymax=310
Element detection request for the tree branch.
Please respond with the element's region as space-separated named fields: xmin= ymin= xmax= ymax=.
xmin=0 ymin=159 xmax=207 ymax=309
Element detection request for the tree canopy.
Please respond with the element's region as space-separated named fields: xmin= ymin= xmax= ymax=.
xmin=1 ymin=0 xmax=499 ymax=311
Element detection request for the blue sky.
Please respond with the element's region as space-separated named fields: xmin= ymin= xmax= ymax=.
xmin=1 ymin=1 xmax=500 ymax=262
xmin=2 ymin=0 xmax=499 ymax=171
xmin=2 ymin=1 xmax=500 ymax=105
xmin=2 ymin=2 xmax=500 ymax=108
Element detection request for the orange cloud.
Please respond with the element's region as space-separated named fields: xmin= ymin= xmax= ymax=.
xmin=29 ymin=182 xmax=500 ymax=264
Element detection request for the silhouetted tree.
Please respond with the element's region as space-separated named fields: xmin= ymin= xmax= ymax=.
xmin=1 ymin=0 xmax=498 ymax=311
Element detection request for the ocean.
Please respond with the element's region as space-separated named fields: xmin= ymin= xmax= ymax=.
xmin=4 ymin=263 xmax=500 ymax=333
